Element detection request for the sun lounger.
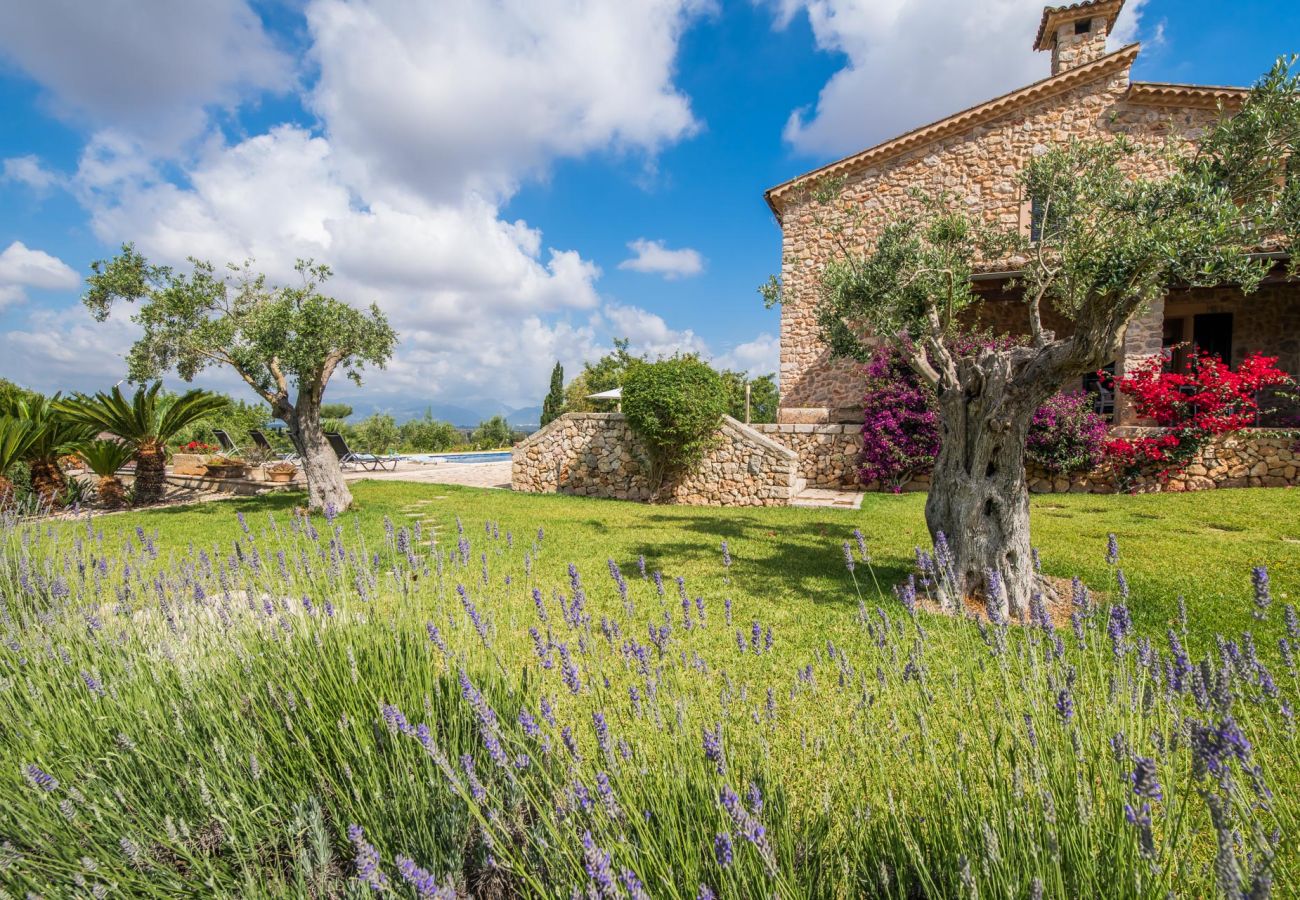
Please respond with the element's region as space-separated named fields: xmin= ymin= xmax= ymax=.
xmin=325 ymin=432 xmax=399 ymax=471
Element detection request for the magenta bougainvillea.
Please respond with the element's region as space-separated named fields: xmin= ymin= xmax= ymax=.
xmin=859 ymin=345 xmax=940 ymax=492
xmin=1025 ymin=391 xmax=1108 ymax=475
xmin=860 ymin=341 xmax=1107 ymax=489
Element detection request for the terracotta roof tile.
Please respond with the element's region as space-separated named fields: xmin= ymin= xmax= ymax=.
xmin=1126 ymin=81 xmax=1250 ymax=109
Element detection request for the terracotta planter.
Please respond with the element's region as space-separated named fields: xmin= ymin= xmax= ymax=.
xmin=268 ymin=471 xmax=296 ymax=484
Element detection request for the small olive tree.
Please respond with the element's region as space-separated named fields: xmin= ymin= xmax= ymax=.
xmin=622 ymin=357 xmax=727 ymax=498
xmin=83 ymin=248 xmax=397 ymax=513
xmin=815 ymin=60 xmax=1299 ymax=618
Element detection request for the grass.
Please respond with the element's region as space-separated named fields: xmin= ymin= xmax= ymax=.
xmin=91 ymin=481 xmax=1300 ymax=651
xmin=1 ymin=481 xmax=1296 ymax=897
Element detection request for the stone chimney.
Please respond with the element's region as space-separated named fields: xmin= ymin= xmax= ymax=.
xmin=1035 ymin=1 xmax=1126 ymax=76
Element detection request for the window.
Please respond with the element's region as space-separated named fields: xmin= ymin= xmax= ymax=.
xmin=1029 ymin=197 xmax=1047 ymax=243
xmin=1192 ymin=312 xmax=1233 ymax=364
xmin=1074 ymin=18 xmax=1093 ymax=35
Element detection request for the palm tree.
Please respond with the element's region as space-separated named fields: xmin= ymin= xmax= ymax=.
xmin=3 ymin=394 xmax=96 ymax=507
xmin=0 ymin=416 xmax=36 ymax=508
xmin=56 ymin=383 xmax=226 ymax=505
xmin=78 ymin=439 xmax=135 ymax=508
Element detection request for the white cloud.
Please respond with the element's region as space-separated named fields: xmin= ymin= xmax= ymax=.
xmin=2 ymin=155 xmax=64 ymax=192
xmin=4 ymin=0 xmax=720 ymax=409
xmin=617 ymin=238 xmax=705 ymax=279
xmin=305 ymin=0 xmax=708 ymax=203
xmin=601 ymin=303 xmax=709 ymax=359
xmin=0 ymin=0 xmax=293 ymax=150
xmin=769 ymin=0 xmax=1151 ymax=159
xmin=0 ymin=241 xmax=80 ymax=308
xmin=72 ymin=125 xmax=610 ymax=407
xmin=714 ymin=332 xmax=780 ymax=378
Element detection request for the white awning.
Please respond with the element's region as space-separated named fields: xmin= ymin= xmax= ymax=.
xmin=585 ymin=387 xmax=623 ymax=400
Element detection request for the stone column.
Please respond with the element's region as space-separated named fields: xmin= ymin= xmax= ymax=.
xmin=1114 ymin=296 xmax=1166 ymax=425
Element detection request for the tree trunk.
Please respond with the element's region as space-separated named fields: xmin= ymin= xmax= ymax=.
xmin=924 ymin=358 xmax=1047 ymax=622
xmin=133 ymin=442 xmax=167 ymax=505
xmin=27 ymin=458 xmax=67 ymax=508
xmin=98 ymin=475 xmax=126 ymax=509
xmin=285 ymin=399 xmax=353 ymax=515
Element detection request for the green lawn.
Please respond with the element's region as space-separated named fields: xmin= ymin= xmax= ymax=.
xmin=102 ymin=480 xmax=1300 ymax=651
xmin=3 ymin=481 xmax=1295 ymax=896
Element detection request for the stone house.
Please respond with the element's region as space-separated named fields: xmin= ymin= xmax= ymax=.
xmin=767 ymin=0 xmax=1299 ymax=428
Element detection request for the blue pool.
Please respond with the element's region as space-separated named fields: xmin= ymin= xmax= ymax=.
xmin=406 ymin=451 xmax=513 ymax=464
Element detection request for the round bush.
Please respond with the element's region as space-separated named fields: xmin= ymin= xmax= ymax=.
xmin=622 ymin=358 xmax=727 ymax=489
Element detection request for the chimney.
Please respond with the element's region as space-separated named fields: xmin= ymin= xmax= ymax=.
xmin=1035 ymin=1 xmax=1126 ymax=76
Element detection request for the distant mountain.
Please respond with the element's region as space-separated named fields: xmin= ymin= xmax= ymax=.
xmin=341 ymin=398 xmax=540 ymax=429
xmin=506 ymin=406 xmax=541 ymax=428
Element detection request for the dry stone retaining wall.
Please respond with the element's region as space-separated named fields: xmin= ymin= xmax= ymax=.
xmin=511 ymin=413 xmax=797 ymax=506
xmin=757 ymin=425 xmax=1299 ymax=494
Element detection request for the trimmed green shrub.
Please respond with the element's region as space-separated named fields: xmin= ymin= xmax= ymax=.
xmin=622 ymin=357 xmax=727 ymax=495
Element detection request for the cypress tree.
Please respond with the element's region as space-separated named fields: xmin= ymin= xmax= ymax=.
xmin=541 ymin=361 xmax=565 ymax=426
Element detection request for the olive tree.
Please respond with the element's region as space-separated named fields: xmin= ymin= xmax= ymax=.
xmin=815 ymin=60 xmax=1299 ymax=618
xmin=83 ymin=248 xmax=397 ymax=513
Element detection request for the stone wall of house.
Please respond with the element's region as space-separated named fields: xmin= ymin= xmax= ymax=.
xmin=758 ymin=424 xmax=1298 ymax=495
xmin=775 ymin=51 xmax=1231 ymax=424
xmin=511 ymin=413 xmax=797 ymax=506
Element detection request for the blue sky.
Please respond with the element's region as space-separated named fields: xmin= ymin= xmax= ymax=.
xmin=1 ymin=0 xmax=1297 ymax=418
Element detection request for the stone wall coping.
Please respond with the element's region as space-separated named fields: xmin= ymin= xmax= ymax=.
xmin=757 ymin=423 xmax=859 ymax=435
xmin=719 ymin=416 xmax=797 ymax=460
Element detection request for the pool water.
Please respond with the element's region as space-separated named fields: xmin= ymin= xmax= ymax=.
xmin=405 ymin=451 xmax=513 ymax=464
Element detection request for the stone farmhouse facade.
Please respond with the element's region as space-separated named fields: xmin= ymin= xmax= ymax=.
xmin=767 ymin=0 xmax=1300 ymax=427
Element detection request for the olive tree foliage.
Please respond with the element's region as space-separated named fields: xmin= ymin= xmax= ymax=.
xmin=815 ymin=59 xmax=1300 ymax=619
xmin=83 ymin=246 xmax=397 ymax=513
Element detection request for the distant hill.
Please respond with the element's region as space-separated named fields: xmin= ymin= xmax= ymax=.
xmin=341 ymin=398 xmax=541 ymax=430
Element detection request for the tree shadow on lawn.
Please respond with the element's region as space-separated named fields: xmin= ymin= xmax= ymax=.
xmin=626 ymin=512 xmax=915 ymax=606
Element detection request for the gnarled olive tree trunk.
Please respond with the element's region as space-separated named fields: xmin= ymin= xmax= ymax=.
xmin=282 ymin=394 xmax=353 ymax=515
xmin=925 ymin=355 xmax=1045 ymax=621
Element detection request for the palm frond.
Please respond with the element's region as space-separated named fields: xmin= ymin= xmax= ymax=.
xmin=78 ymin=439 xmax=136 ymax=477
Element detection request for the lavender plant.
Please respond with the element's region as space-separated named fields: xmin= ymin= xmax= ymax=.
xmin=0 ymin=501 xmax=1294 ymax=897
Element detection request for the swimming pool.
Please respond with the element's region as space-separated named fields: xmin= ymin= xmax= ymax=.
xmin=405 ymin=451 xmax=513 ymax=464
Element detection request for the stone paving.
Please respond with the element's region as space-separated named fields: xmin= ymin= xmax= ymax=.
xmin=345 ymin=459 xmax=512 ymax=490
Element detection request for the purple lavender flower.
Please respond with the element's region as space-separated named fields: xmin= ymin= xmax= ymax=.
xmin=702 ymin=723 xmax=725 ymax=774
xmin=720 ymin=541 xmax=731 ymax=568
xmin=1131 ymin=756 xmax=1163 ymax=803
xmin=842 ymin=542 xmax=855 ymax=573
xmin=1116 ymin=568 xmax=1130 ymax=601
xmin=1252 ymin=566 xmax=1271 ymax=621
xmin=1055 ymin=688 xmax=1074 ymax=723
xmin=1106 ymin=533 xmax=1119 ymax=565
xmin=426 ymin=623 xmax=447 ymax=653
xmin=581 ymin=831 xmax=616 ymax=898
xmin=562 ymin=726 xmax=582 ymax=761
xmin=460 ymin=755 xmax=486 ymax=802
xmin=1191 ymin=716 xmax=1252 ymax=780
xmin=620 ymin=868 xmax=649 ymax=900
xmin=714 ymin=832 xmax=734 ymax=868
xmin=347 ymin=824 xmax=386 ymax=889
xmin=592 ymin=711 xmax=611 ymax=756
xmin=1108 ymin=605 xmax=1132 ymax=656
xmin=24 ymin=764 xmax=57 ymax=791
xmin=397 ymin=857 xmax=455 ymax=899
xmin=853 ymin=528 xmax=868 ymax=561
xmin=698 ymin=886 xmax=716 ymax=900
xmin=653 ymin=570 xmax=664 ymax=595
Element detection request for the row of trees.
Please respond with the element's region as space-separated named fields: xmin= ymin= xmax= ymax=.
xmin=327 ymin=409 xmax=517 ymax=454
xmin=539 ymin=340 xmax=780 ymax=427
